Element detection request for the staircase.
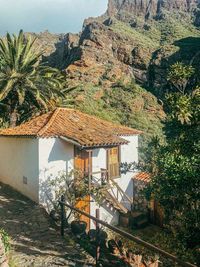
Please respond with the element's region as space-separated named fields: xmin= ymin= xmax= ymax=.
xmin=101 ymin=188 xmax=128 ymax=214
xmin=97 ymin=177 xmax=133 ymax=216
xmin=100 ymin=185 xmax=149 ymax=229
xmin=91 ymin=171 xmax=131 ymax=214
xmin=91 ymin=172 xmax=149 ymax=228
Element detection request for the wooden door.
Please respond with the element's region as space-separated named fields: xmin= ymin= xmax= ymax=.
xmin=74 ymin=147 xmax=91 ymax=230
xmin=74 ymin=147 xmax=90 ymax=176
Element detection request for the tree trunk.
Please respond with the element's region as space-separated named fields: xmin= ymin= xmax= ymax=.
xmin=9 ymin=109 xmax=18 ymax=128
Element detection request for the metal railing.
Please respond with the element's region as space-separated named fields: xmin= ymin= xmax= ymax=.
xmin=59 ymin=196 xmax=197 ymax=267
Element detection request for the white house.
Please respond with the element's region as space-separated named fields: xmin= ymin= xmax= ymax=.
xmin=0 ymin=108 xmax=142 ymax=228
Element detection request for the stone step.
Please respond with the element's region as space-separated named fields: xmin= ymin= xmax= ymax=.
xmin=134 ymin=218 xmax=149 ymax=229
xmin=130 ymin=211 xmax=149 ymax=229
xmin=131 ymin=211 xmax=146 ymax=220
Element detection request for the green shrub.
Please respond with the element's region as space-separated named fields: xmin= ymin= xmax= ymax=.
xmin=0 ymin=228 xmax=10 ymax=253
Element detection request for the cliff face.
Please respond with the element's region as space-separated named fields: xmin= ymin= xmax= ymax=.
xmin=107 ymin=0 xmax=159 ymax=17
xmin=60 ymin=0 xmax=200 ymax=90
xmin=107 ymin=0 xmax=199 ymax=19
xmin=32 ymin=0 xmax=200 ymax=91
xmin=194 ymin=3 xmax=200 ymax=25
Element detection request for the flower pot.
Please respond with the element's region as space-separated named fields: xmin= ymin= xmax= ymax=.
xmin=88 ymin=229 xmax=108 ymax=243
xmin=71 ymin=220 xmax=87 ymax=235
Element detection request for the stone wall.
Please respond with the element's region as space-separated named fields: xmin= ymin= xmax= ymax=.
xmin=133 ymin=178 xmax=149 ymax=212
xmin=133 ymin=178 xmax=164 ymax=226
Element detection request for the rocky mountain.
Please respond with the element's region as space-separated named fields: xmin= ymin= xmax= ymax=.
xmin=25 ymin=0 xmax=200 ymax=153
xmin=107 ymin=0 xmax=199 ymax=19
xmin=32 ymin=0 xmax=199 ymax=90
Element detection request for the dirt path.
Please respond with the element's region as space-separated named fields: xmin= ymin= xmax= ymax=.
xmin=0 ymin=183 xmax=94 ymax=267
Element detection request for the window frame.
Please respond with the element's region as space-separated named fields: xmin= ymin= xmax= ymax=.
xmin=106 ymin=146 xmax=121 ymax=179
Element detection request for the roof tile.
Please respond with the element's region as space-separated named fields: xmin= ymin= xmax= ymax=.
xmin=0 ymin=108 xmax=142 ymax=147
xmin=133 ymin=172 xmax=151 ymax=183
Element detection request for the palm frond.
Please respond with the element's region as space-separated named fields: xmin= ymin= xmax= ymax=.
xmin=0 ymin=30 xmax=66 ymax=126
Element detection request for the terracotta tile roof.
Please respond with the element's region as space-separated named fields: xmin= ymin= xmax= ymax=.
xmin=0 ymin=108 xmax=142 ymax=147
xmin=133 ymin=172 xmax=151 ymax=183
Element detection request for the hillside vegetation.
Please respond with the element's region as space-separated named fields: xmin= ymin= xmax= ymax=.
xmin=0 ymin=0 xmax=200 ymax=159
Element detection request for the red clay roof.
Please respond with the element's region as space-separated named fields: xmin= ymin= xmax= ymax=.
xmin=133 ymin=172 xmax=151 ymax=183
xmin=0 ymin=108 xmax=142 ymax=147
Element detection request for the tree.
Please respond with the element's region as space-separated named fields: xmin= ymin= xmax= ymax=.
xmin=167 ymin=62 xmax=195 ymax=94
xmin=0 ymin=30 xmax=65 ymax=127
xmin=145 ymin=63 xmax=200 ymax=250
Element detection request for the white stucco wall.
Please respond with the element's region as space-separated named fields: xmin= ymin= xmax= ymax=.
xmin=90 ymin=135 xmax=139 ymax=228
xmin=90 ymin=148 xmax=119 ymax=228
xmin=0 ymin=133 xmax=138 ymax=228
xmin=92 ymin=148 xmax=107 ymax=182
xmin=38 ymin=138 xmax=74 ymax=211
xmin=0 ymin=137 xmax=39 ymax=202
xmin=114 ymin=135 xmax=138 ymax=209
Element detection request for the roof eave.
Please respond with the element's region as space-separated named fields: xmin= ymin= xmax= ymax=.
xmin=82 ymin=141 xmax=129 ymax=150
xmin=60 ymin=136 xmax=82 ymax=147
xmin=0 ymin=134 xmax=37 ymax=138
xmin=117 ymin=131 xmax=143 ymax=136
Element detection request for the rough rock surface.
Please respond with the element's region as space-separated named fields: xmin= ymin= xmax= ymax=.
xmin=65 ymin=21 xmax=137 ymax=88
xmin=25 ymin=31 xmax=67 ymax=69
xmin=26 ymin=0 xmax=200 ymax=91
xmin=133 ymin=178 xmax=149 ymax=212
xmin=107 ymin=0 xmax=199 ymax=18
xmin=194 ymin=2 xmax=200 ymax=25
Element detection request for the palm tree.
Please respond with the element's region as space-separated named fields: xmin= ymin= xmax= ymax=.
xmin=0 ymin=30 xmax=65 ymax=127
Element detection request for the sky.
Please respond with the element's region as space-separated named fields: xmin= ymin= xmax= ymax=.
xmin=0 ymin=0 xmax=108 ymax=36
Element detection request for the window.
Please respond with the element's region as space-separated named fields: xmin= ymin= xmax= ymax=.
xmin=107 ymin=146 xmax=121 ymax=179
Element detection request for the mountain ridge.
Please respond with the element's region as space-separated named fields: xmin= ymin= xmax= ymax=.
xmin=21 ymin=0 xmax=200 ymax=150
xmin=107 ymin=0 xmax=200 ymax=20
xmin=28 ymin=0 xmax=200 ymax=89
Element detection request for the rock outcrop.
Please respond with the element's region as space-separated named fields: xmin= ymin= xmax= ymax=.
xmin=107 ymin=0 xmax=199 ymax=20
xmin=194 ymin=3 xmax=200 ymax=26
xmin=61 ymin=0 xmax=200 ymax=89
xmin=29 ymin=0 xmax=200 ymax=90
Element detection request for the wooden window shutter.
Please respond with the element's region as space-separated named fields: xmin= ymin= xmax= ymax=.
xmin=107 ymin=146 xmax=120 ymax=178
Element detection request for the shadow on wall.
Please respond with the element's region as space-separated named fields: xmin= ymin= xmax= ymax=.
xmin=48 ymin=139 xmax=72 ymax=166
xmin=92 ymin=148 xmax=101 ymax=159
xmin=39 ymin=169 xmax=74 ymax=214
xmin=39 ymin=174 xmax=56 ymax=213
xmin=99 ymin=201 xmax=120 ymax=226
xmin=123 ymin=179 xmax=133 ymax=210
